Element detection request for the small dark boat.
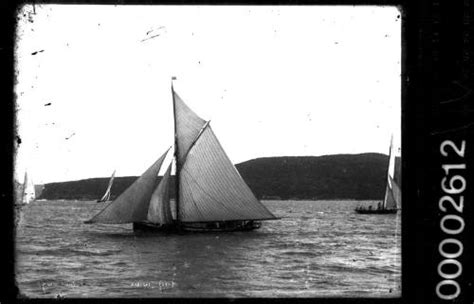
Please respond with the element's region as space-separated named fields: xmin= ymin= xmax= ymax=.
xmin=354 ymin=206 xmax=397 ymax=214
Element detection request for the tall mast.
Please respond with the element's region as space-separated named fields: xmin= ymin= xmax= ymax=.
xmin=171 ymin=77 xmax=180 ymax=222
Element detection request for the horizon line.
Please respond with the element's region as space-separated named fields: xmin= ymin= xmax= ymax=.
xmin=17 ymin=152 xmax=400 ymax=185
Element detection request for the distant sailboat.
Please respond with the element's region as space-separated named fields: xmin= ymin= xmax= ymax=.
xmin=85 ymin=79 xmax=278 ymax=232
xmin=355 ymin=136 xmax=401 ymax=214
xmin=96 ymin=170 xmax=116 ymax=203
xmin=21 ymin=171 xmax=35 ymax=205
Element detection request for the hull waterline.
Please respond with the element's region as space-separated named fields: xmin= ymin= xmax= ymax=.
xmin=354 ymin=208 xmax=398 ymax=214
xmin=133 ymin=220 xmax=262 ymax=233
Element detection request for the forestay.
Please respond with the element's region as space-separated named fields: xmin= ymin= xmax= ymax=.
xmin=147 ymin=164 xmax=173 ymax=224
xmin=85 ymin=148 xmax=170 ymax=224
xmin=179 ymin=125 xmax=277 ymax=222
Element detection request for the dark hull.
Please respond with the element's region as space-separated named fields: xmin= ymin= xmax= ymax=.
xmin=133 ymin=222 xmax=181 ymax=233
xmin=355 ymin=208 xmax=398 ymax=214
xmin=133 ymin=220 xmax=261 ymax=233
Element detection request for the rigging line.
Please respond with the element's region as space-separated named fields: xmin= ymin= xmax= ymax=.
xmin=209 ymin=157 xmax=255 ymax=207
xmin=161 ymin=172 xmax=173 ymax=222
xmin=206 ymin=128 xmax=275 ymax=217
xmin=92 ymin=175 xmax=139 ymax=219
xmin=172 ymin=84 xmax=180 ymax=222
xmin=180 ymin=120 xmax=211 ymax=167
xmin=195 ymin=145 xmax=258 ymax=210
xmin=86 ymin=191 xmax=121 ymax=222
xmin=180 ymin=172 xmax=207 ymax=221
xmin=87 ymin=149 xmax=171 ymax=223
xmin=180 ymin=166 xmax=251 ymax=219
xmin=181 ymin=165 xmax=241 ymax=218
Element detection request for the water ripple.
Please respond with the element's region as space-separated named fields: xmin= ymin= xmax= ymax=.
xmin=16 ymin=200 xmax=401 ymax=298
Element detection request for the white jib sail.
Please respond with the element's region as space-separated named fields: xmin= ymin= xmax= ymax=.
xmin=147 ymin=163 xmax=173 ymax=225
xmin=85 ymin=148 xmax=170 ymax=224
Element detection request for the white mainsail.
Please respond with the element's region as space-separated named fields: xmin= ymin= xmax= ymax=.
xmin=173 ymin=92 xmax=277 ymax=222
xmin=98 ymin=170 xmax=116 ymax=202
xmin=22 ymin=171 xmax=35 ymax=205
xmin=382 ymin=136 xmax=401 ymax=210
xmin=147 ymin=163 xmax=173 ymax=225
xmin=85 ymin=148 xmax=170 ymax=224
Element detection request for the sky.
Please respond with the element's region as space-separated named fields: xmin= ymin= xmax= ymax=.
xmin=14 ymin=5 xmax=401 ymax=184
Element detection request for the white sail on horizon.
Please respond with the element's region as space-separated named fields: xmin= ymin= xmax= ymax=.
xmin=22 ymin=171 xmax=35 ymax=205
xmin=98 ymin=170 xmax=116 ymax=202
xmin=383 ymin=136 xmax=401 ymax=210
xmin=387 ymin=135 xmax=396 ymax=178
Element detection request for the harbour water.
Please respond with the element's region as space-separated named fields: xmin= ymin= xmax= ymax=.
xmin=15 ymin=200 xmax=401 ymax=298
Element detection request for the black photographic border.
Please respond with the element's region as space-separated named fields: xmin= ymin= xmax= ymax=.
xmin=1 ymin=0 xmax=473 ymax=303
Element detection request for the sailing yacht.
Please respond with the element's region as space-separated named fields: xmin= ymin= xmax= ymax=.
xmin=355 ymin=137 xmax=401 ymax=214
xmin=21 ymin=171 xmax=36 ymax=205
xmin=96 ymin=170 xmax=116 ymax=203
xmin=85 ymin=79 xmax=278 ymax=232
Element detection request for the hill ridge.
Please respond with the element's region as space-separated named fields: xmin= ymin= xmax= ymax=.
xmin=38 ymin=153 xmax=401 ymax=201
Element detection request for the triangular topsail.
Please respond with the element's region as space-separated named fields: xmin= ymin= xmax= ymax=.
xmin=85 ymin=148 xmax=170 ymax=224
xmin=173 ymin=91 xmax=207 ymax=163
xmin=179 ymin=125 xmax=277 ymax=222
xmin=147 ymin=163 xmax=173 ymax=225
xmin=98 ymin=170 xmax=116 ymax=202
